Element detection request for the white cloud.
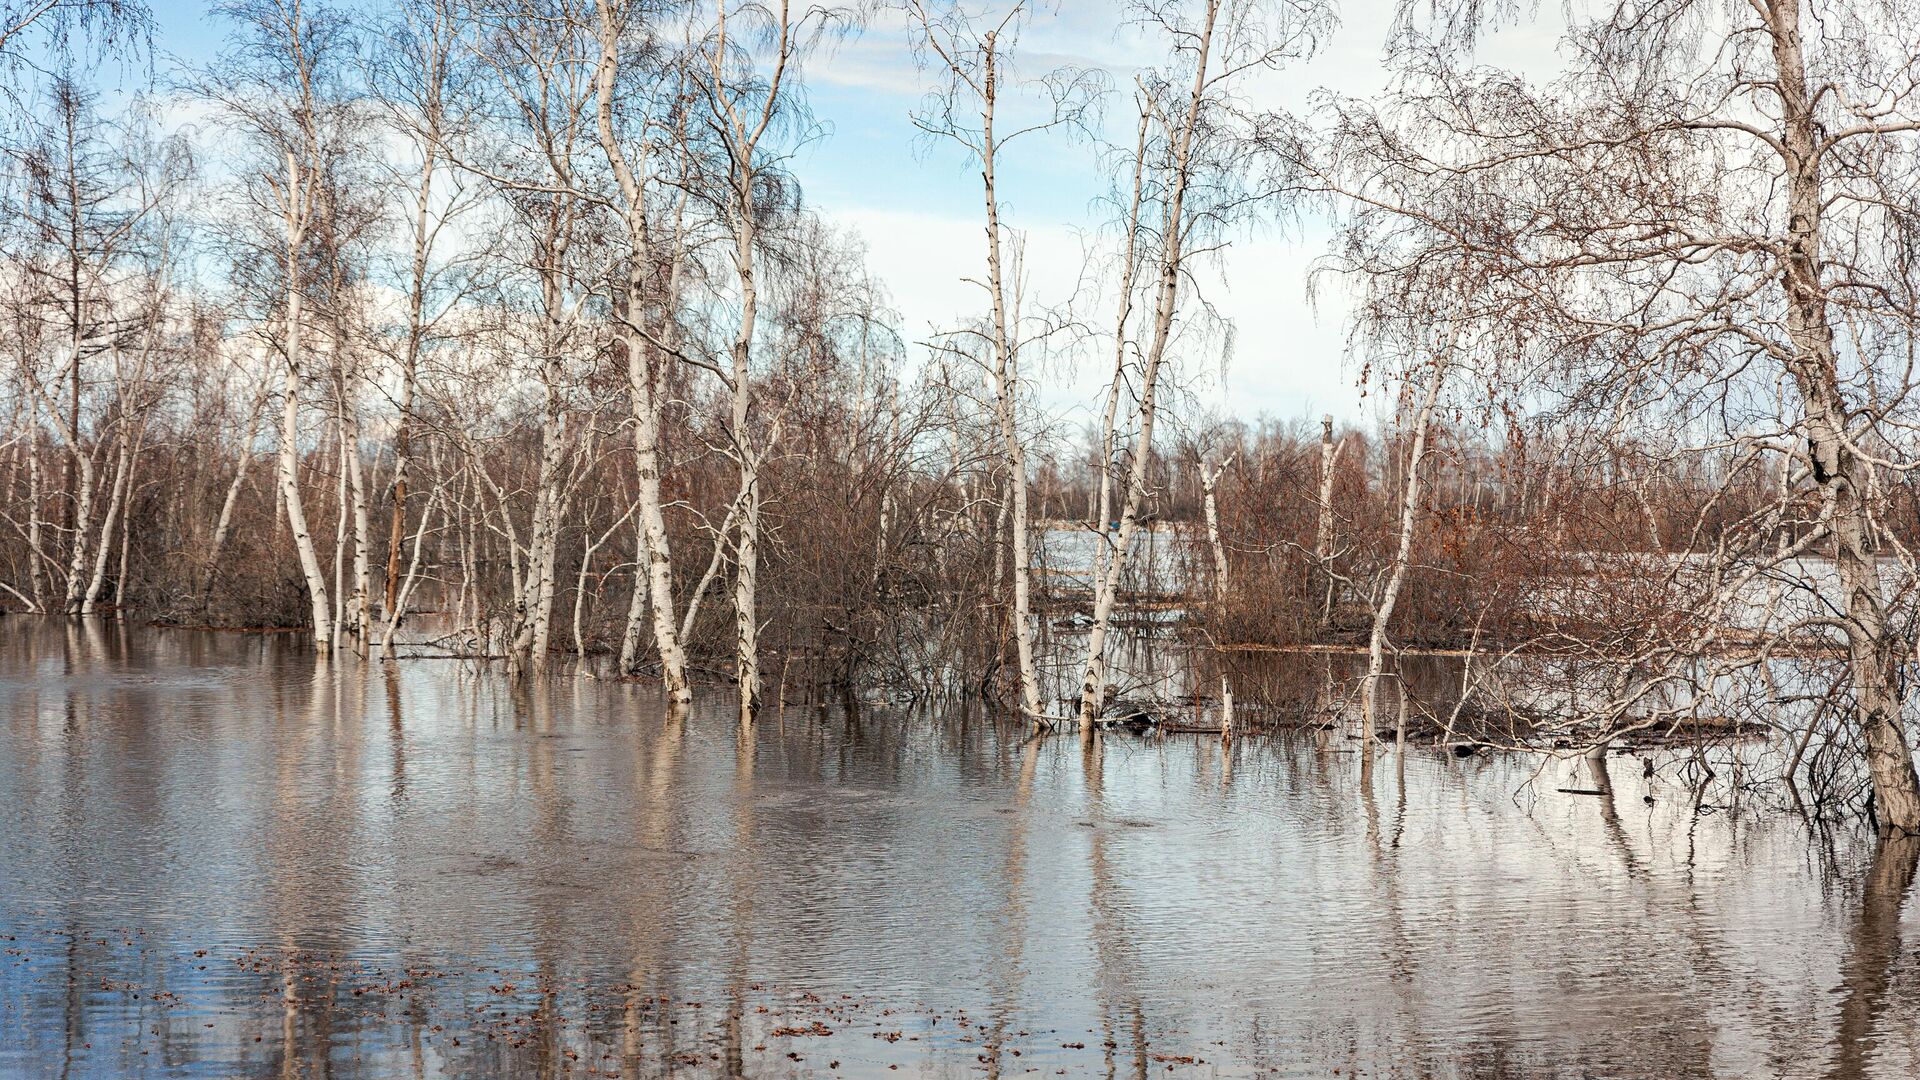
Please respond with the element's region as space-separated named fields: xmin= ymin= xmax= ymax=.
xmin=798 ymin=0 xmax=1573 ymax=426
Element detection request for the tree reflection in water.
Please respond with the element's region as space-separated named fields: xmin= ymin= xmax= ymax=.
xmin=1 ymin=621 xmax=1919 ymax=1078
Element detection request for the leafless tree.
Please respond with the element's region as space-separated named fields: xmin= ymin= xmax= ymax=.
xmin=1076 ymin=0 xmax=1329 ymax=730
xmin=907 ymin=0 xmax=1100 ymax=725
xmin=1304 ymin=0 xmax=1920 ymax=824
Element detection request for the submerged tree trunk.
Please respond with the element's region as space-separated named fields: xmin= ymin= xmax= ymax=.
xmin=278 ymin=335 xmax=332 ymax=651
xmin=591 ymin=6 xmax=695 ymax=704
xmin=27 ymin=435 xmax=45 ymax=610
xmin=732 ymin=462 xmax=762 ymax=719
xmin=80 ymin=414 xmax=134 ymax=615
xmin=200 ymin=395 xmax=266 ymax=611
xmin=380 ymin=480 xmax=438 ymax=658
xmin=57 ymin=424 xmax=95 ymax=615
xmin=976 ymin=40 xmax=1044 ymax=724
xmin=276 ymin=149 xmax=333 ymax=654
xmin=1361 ymin=368 xmax=1440 ymax=770
xmin=1090 ymin=109 xmax=1152 ymax=593
xmin=617 ymin=523 xmax=649 ymax=674
xmin=1079 ymin=0 xmax=1221 ymax=731
xmin=517 ymin=385 xmax=566 ymax=669
xmin=343 ymin=406 xmax=372 ymax=649
xmin=1767 ymin=0 xmax=1920 ymax=831
xmin=385 ymin=158 xmax=432 ymax=622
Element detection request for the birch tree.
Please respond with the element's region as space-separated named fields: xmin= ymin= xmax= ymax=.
xmin=465 ymin=0 xmax=605 ymax=671
xmin=203 ymin=0 xmax=367 ymax=653
xmin=687 ymin=0 xmax=848 ymax=721
xmin=1076 ymin=0 xmax=1325 ymax=729
xmin=365 ymin=0 xmax=487 ymax=645
xmin=907 ymin=0 xmax=1100 ymax=725
xmin=1310 ymin=0 xmax=1920 ymax=825
xmin=14 ymin=78 xmax=179 ymax=615
xmin=1358 ymin=357 xmax=1441 ymax=769
xmin=591 ymin=0 xmax=697 ymax=704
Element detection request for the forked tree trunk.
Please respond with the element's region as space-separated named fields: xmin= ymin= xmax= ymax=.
xmin=1090 ymin=109 xmax=1152 ymax=592
xmin=278 ymin=340 xmax=332 ymax=651
xmin=591 ymin=6 xmax=695 ymax=704
xmin=200 ymin=396 xmax=266 ymax=610
xmin=113 ymin=446 xmax=135 ymax=611
xmin=275 ymin=148 xmax=334 ymax=653
xmin=385 ymin=145 xmax=434 ymax=621
xmin=81 ymin=415 xmax=134 ymax=615
xmin=617 ymin=524 xmax=649 ymax=674
xmin=1079 ymin=0 xmax=1221 ymax=730
xmin=691 ymin=0 xmax=795 ymax=721
xmin=380 ymin=482 xmax=438 ymax=658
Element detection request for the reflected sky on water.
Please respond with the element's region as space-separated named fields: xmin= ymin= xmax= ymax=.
xmin=2 ymin=619 xmax=1917 ymax=1078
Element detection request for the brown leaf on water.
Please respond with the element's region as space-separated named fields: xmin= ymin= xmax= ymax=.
xmin=771 ymin=1021 xmax=832 ymax=1037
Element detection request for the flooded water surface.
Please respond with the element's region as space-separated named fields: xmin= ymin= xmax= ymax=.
xmin=4 ymin=621 xmax=1920 ymax=1078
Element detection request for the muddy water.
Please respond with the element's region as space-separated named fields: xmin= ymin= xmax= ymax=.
xmin=2 ymin=621 xmax=1918 ymax=1078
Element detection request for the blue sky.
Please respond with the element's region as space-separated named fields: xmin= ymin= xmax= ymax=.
xmin=130 ymin=0 xmax=1563 ymax=429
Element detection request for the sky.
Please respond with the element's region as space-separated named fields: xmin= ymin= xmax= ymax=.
xmin=794 ymin=2 xmax=1380 ymax=429
xmin=133 ymin=0 xmax=1565 ymax=429
xmin=783 ymin=3 xmax=1562 ymax=429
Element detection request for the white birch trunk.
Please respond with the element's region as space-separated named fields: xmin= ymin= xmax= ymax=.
xmin=977 ymin=39 xmax=1043 ymax=723
xmin=1765 ymin=0 xmax=1920 ymax=829
xmin=1090 ymin=108 xmax=1151 ymax=590
xmin=26 ymin=435 xmax=45 ymax=610
xmin=1079 ymin=0 xmax=1221 ymax=728
xmin=276 ymin=157 xmax=334 ymax=652
xmin=1199 ymin=453 xmax=1234 ymax=599
xmin=1317 ymin=415 xmax=1342 ymax=625
xmin=330 ymin=424 xmax=348 ymax=651
xmin=591 ymin=7 xmax=696 ymax=702
xmin=57 ymin=430 xmax=95 ymax=615
xmin=342 ymin=397 xmax=372 ymax=649
xmin=1361 ymin=368 xmax=1441 ymax=769
xmin=80 ymin=415 xmax=132 ymax=615
xmin=732 ymin=459 xmax=762 ymax=719
xmin=380 ymin=483 xmax=440 ymax=658
xmin=201 ymin=428 xmax=261 ymax=609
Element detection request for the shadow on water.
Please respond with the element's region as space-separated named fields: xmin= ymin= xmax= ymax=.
xmin=5 ymin=619 xmax=1920 ymax=1077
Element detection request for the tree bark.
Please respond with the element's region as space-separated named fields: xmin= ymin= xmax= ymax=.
xmin=1079 ymin=0 xmax=1221 ymax=730
xmin=1767 ymin=0 xmax=1920 ymax=829
xmin=80 ymin=411 xmax=133 ymax=615
xmin=591 ymin=1 xmax=695 ymax=704
xmin=1317 ymin=414 xmax=1342 ymax=625
xmin=276 ymin=155 xmax=334 ymax=653
xmin=1361 ymin=367 xmax=1440 ymax=769
xmin=977 ymin=34 xmax=1044 ymax=724
xmin=1200 ymin=453 xmax=1233 ymax=598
